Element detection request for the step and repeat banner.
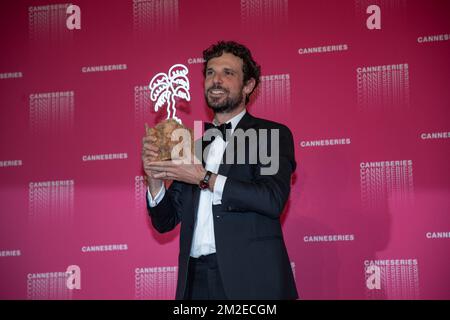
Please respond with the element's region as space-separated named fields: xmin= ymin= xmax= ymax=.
xmin=0 ymin=0 xmax=449 ymax=299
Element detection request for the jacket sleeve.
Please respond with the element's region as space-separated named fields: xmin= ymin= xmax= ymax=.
xmin=146 ymin=180 xmax=185 ymax=233
xmin=221 ymin=125 xmax=296 ymax=219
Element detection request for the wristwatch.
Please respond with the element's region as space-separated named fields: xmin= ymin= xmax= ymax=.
xmin=199 ymin=170 xmax=213 ymax=190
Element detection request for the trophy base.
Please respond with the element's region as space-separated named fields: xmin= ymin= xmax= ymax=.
xmin=146 ymin=119 xmax=194 ymax=161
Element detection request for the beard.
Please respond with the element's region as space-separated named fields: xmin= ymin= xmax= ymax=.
xmin=205 ymin=85 xmax=244 ymax=114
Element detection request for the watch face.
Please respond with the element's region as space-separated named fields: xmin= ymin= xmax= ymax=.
xmin=199 ymin=181 xmax=208 ymax=189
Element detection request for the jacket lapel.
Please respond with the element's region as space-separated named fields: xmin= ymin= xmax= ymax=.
xmin=218 ymin=111 xmax=256 ymax=177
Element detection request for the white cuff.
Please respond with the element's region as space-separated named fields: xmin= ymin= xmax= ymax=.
xmin=147 ymin=185 xmax=165 ymax=207
xmin=212 ymin=175 xmax=227 ymax=205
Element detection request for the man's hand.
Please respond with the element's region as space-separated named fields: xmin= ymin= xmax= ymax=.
xmin=146 ymin=160 xmax=207 ymax=187
xmin=142 ymin=133 xmax=164 ymax=197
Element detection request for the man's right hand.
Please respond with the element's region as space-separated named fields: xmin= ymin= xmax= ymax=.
xmin=142 ymin=134 xmax=163 ymax=198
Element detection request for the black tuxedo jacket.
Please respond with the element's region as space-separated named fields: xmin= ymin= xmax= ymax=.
xmin=147 ymin=112 xmax=298 ymax=300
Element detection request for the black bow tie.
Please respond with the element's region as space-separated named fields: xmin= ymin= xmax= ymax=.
xmin=204 ymin=122 xmax=232 ymax=142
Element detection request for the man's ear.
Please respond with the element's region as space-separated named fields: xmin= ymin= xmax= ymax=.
xmin=243 ymin=78 xmax=256 ymax=95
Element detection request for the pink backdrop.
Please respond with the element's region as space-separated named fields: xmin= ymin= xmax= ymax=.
xmin=0 ymin=0 xmax=449 ymax=300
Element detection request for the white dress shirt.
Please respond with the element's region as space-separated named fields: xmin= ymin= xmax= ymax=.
xmin=147 ymin=109 xmax=246 ymax=258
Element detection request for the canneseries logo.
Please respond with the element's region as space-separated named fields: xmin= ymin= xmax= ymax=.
xmin=81 ymin=244 xmax=128 ymax=253
xmin=0 ymin=249 xmax=21 ymax=257
xmin=81 ymin=64 xmax=127 ymax=73
xmin=355 ymin=2 xmax=410 ymax=107
xmin=360 ymin=160 xmax=414 ymax=210
xmin=0 ymin=72 xmax=23 ymax=80
xmin=298 ymin=44 xmax=348 ymax=55
xmin=81 ymin=153 xmax=128 ymax=162
xmin=187 ymin=57 xmax=205 ymax=65
xmin=240 ymin=0 xmax=288 ymax=32
xmin=297 ymin=4 xmax=381 ymax=56
xmin=417 ymin=33 xmax=450 ymax=44
xmin=357 ymin=63 xmax=410 ymax=109
xmin=29 ymin=91 xmax=75 ymax=135
xmin=27 ymin=265 xmax=81 ymax=300
xmin=425 ymin=231 xmax=450 ymax=240
xmin=133 ymin=0 xmax=179 ymax=35
xmin=135 ymin=266 xmax=178 ymax=299
xmin=0 ymin=160 xmax=23 ymax=168
xmin=300 ymin=138 xmax=351 ymax=148
xmin=420 ymin=131 xmax=450 ymax=141
xmin=365 ymin=259 xmax=420 ymax=299
xmin=253 ymin=74 xmax=291 ymax=114
xmin=28 ymin=4 xmax=80 ymax=41
xmin=303 ymin=234 xmax=355 ymax=243
xmin=296 ymin=4 xmax=381 ymax=56
xmin=28 ymin=180 xmax=75 ymax=223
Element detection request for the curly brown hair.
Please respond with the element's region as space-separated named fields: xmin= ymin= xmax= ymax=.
xmin=203 ymin=41 xmax=261 ymax=105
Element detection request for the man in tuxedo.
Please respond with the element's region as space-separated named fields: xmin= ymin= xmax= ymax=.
xmin=142 ymin=41 xmax=298 ymax=300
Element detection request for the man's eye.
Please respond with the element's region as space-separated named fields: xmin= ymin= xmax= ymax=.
xmin=206 ymin=70 xmax=213 ymax=76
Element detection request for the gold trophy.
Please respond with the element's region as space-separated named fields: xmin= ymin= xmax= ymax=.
xmin=145 ymin=119 xmax=193 ymax=161
xmin=147 ymin=64 xmax=193 ymax=161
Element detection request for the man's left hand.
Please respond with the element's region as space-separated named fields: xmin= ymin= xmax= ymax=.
xmin=146 ymin=160 xmax=206 ymax=186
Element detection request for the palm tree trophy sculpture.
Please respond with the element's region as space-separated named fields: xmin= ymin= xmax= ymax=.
xmin=149 ymin=64 xmax=191 ymax=124
xmin=147 ymin=64 xmax=193 ymax=161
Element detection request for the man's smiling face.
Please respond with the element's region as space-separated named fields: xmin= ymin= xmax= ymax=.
xmin=204 ymin=52 xmax=246 ymax=114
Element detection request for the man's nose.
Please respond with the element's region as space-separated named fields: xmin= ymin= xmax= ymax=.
xmin=212 ymin=73 xmax=223 ymax=84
